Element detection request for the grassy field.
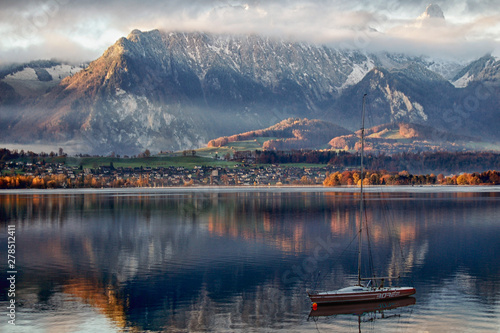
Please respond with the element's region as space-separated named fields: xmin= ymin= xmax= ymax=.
xmin=64 ymin=156 xmax=241 ymax=169
xmin=229 ymin=137 xmax=278 ymax=149
xmin=5 ymin=152 xmax=330 ymax=170
xmin=195 ymin=147 xmax=234 ymax=159
xmin=69 ymin=156 xmax=331 ymax=169
xmin=368 ymin=129 xmax=401 ymax=139
xmin=196 ymin=137 xmax=277 ymax=158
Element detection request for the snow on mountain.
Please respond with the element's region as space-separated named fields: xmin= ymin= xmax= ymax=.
xmin=3 ymin=30 xmax=385 ymax=154
xmin=339 ymin=57 xmax=376 ymax=92
xmin=4 ymin=68 xmax=39 ymax=81
xmin=451 ymin=55 xmax=500 ymax=87
xmin=0 ymin=29 xmax=499 ymax=154
xmin=1 ymin=62 xmax=84 ymax=97
xmin=159 ymin=31 xmax=375 ymax=94
xmin=374 ymin=52 xmax=462 ymax=81
xmin=452 ymin=72 xmax=473 ymax=88
xmin=45 ymin=64 xmax=82 ymax=80
xmin=424 ymin=58 xmax=465 ymax=81
xmin=332 ymin=63 xmax=472 ymax=134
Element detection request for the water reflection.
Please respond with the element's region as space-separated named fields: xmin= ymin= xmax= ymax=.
xmin=0 ymin=189 xmax=499 ymax=332
xmin=309 ymin=297 xmax=416 ymax=333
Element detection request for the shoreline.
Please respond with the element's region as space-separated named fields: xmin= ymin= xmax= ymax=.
xmin=1 ymin=185 xmax=499 ymax=195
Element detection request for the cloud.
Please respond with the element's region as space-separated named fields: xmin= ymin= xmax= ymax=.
xmin=375 ymin=6 xmax=500 ymax=59
xmin=1 ymin=0 xmax=500 ymax=64
xmin=1 ymin=35 xmax=99 ymax=64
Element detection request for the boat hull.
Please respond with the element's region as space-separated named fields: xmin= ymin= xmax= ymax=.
xmin=308 ymin=287 xmax=416 ymax=304
xmin=309 ymin=297 xmax=416 ymax=317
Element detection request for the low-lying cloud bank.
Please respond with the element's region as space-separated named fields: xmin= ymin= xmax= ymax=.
xmin=1 ymin=0 xmax=500 ymax=63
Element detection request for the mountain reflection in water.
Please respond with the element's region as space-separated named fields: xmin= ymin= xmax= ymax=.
xmin=0 ymin=189 xmax=499 ymax=332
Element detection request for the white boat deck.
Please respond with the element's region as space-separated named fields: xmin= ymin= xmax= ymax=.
xmin=316 ymin=286 xmax=411 ymax=295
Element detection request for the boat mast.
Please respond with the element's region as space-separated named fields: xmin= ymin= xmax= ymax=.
xmin=357 ymin=93 xmax=367 ymax=286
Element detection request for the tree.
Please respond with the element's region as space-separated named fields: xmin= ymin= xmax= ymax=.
xmin=300 ymin=176 xmax=312 ymax=185
xmin=353 ymin=172 xmax=360 ymax=185
xmin=369 ymin=173 xmax=379 ymax=185
xmin=323 ymin=172 xmax=342 ymax=186
xmin=457 ymin=174 xmax=469 ymax=185
xmin=470 ymin=176 xmax=480 ymax=185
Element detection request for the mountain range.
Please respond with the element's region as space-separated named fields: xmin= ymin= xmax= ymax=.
xmin=0 ymin=28 xmax=499 ymax=154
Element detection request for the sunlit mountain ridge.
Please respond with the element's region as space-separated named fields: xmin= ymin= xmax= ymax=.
xmin=0 ymin=29 xmax=499 ymax=154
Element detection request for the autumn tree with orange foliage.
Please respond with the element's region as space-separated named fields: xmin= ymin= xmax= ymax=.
xmin=323 ymin=170 xmax=499 ymax=187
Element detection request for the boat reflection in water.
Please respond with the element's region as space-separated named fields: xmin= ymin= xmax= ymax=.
xmin=309 ymin=297 xmax=416 ymax=332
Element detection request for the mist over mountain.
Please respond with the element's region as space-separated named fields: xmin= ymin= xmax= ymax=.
xmin=0 ymin=28 xmax=499 ymax=154
xmin=418 ymin=4 xmax=445 ymax=20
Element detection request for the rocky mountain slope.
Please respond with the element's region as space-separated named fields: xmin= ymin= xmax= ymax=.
xmin=452 ymin=55 xmax=500 ymax=87
xmin=0 ymin=30 xmax=381 ymax=154
xmin=0 ymin=29 xmax=498 ymax=154
xmin=333 ymin=64 xmax=456 ymax=128
xmin=333 ymin=63 xmax=499 ymax=142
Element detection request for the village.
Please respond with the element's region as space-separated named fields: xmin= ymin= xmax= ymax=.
xmin=1 ymin=147 xmax=498 ymax=189
xmin=0 ymin=160 xmax=335 ymax=188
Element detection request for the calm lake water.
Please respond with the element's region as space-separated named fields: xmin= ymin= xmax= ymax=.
xmin=1 ymin=187 xmax=499 ymax=332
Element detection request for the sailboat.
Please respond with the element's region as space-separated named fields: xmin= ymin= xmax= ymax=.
xmin=308 ymin=94 xmax=416 ymax=305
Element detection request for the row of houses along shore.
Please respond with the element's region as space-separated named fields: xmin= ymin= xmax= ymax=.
xmin=1 ymin=160 xmax=338 ymax=187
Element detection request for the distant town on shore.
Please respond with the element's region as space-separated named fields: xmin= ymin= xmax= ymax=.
xmin=1 ymin=148 xmax=498 ymax=189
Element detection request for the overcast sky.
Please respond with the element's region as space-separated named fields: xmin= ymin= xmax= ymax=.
xmin=1 ymin=0 xmax=500 ymax=64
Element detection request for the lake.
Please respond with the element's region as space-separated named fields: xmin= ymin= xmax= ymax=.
xmin=1 ymin=187 xmax=499 ymax=332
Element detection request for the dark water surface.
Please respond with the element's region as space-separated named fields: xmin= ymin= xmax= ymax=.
xmin=1 ymin=187 xmax=499 ymax=332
